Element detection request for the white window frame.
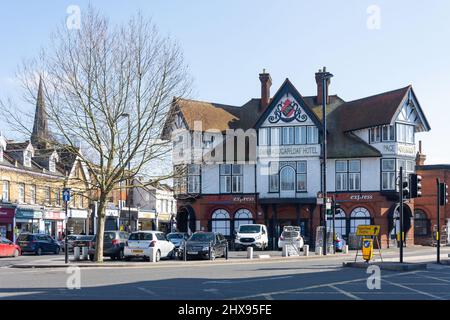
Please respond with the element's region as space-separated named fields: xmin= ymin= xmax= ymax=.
xmin=381 ymin=159 xmax=396 ymax=190
xmin=296 ymin=161 xmax=307 ymax=192
xmin=307 ymin=126 xmax=319 ymax=144
xmin=258 ymin=128 xmax=270 ymax=146
xmin=187 ymin=164 xmax=201 ymax=194
xmin=18 ymin=183 xmax=25 ymax=203
xmin=2 ymin=181 xmax=9 ymax=202
xmin=295 ymin=126 xmax=307 ymax=145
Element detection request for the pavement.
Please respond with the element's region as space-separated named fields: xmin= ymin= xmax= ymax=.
xmin=1 ymin=246 xmax=450 ymax=300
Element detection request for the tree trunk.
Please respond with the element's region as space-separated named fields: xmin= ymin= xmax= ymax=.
xmin=94 ymin=196 xmax=107 ymax=262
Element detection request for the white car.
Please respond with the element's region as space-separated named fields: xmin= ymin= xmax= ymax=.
xmin=277 ymin=226 xmax=304 ymax=251
xmin=234 ymin=224 xmax=268 ymax=250
xmin=124 ymin=231 xmax=175 ymax=262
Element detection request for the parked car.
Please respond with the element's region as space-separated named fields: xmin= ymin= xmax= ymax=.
xmin=72 ymin=235 xmax=95 ymax=250
xmin=277 ymin=226 xmax=304 ymax=251
xmin=166 ymin=232 xmax=188 ymax=258
xmin=234 ymin=224 xmax=268 ymax=250
xmin=16 ymin=233 xmax=61 ymax=255
xmin=124 ymin=231 xmax=175 ymax=262
xmin=335 ymin=233 xmax=347 ymax=252
xmin=61 ymin=234 xmax=82 ymax=253
xmin=88 ymin=231 xmax=129 ymax=261
xmin=0 ymin=237 xmax=21 ymax=257
xmin=181 ymin=232 xmax=228 ymax=260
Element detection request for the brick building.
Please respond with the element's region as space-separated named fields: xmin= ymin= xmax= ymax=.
xmin=163 ymin=68 xmax=431 ymax=249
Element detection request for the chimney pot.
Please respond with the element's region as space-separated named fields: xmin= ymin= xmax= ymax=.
xmin=259 ymin=70 xmax=272 ymax=111
xmin=315 ymin=67 xmax=331 ymax=105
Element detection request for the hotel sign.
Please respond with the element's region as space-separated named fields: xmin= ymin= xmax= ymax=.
xmin=379 ymin=143 xmax=415 ymax=157
xmin=258 ymin=145 xmax=320 ymax=158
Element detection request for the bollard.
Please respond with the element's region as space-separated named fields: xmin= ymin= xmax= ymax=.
xmin=74 ymin=246 xmax=80 ymax=261
xmin=247 ymin=246 xmax=253 ymax=259
xmin=282 ymin=245 xmax=288 ymax=257
xmin=209 ymin=244 xmax=213 ymax=260
xmin=225 ymin=243 xmax=229 ymax=260
xmin=315 ymin=246 xmax=322 ymax=256
xmin=149 ymin=247 xmax=157 ymax=262
xmin=81 ymin=247 xmax=89 ymax=260
xmin=183 ymin=241 xmax=187 ymax=261
xmin=343 ymin=245 xmax=349 ymax=254
xmin=303 ymin=245 xmax=309 ymax=256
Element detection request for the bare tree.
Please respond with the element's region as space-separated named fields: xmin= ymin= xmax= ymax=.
xmin=1 ymin=7 xmax=191 ymax=262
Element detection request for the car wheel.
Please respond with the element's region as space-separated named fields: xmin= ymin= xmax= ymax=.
xmin=36 ymin=247 xmax=42 ymax=256
xmin=13 ymin=249 xmax=19 ymax=257
xmin=155 ymin=250 xmax=161 ymax=262
xmin=89 ymin=254 xmax=94 ymax=261
xmin=54 ymin=247 xmax=60 ymax=255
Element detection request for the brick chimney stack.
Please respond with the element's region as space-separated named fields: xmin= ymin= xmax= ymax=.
xmin=315 ymin=67 xmax=331 ymax=104
xmin=259 ymin=69 xmax=272 ymax=111
xmin=416 ymin=140 xmax=427 ymax=166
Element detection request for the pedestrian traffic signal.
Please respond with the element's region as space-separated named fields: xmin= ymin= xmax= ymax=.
xmin=410 ymin=174 xmax=423 ymax=198
xmin=439 ymin=183 xmax=448 ymax=206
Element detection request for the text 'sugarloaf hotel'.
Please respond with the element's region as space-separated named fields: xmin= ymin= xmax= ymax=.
xmin=162 ymin=68 xmax=431 ymax=249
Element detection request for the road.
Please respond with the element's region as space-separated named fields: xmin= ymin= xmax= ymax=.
xmin=1 ymin=247 xmax=450 ymax=300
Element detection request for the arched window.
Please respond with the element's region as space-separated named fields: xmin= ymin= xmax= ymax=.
xmin=211 ymin=209 xmax=230 ymax=236
xmin=234 ymin=209 xmax=253 ymax=232
xmin=350 ymin=207 xmax=371 ymax=234
xmin=326 ymin=209 xmax=347 ymax=237
xmin=414 ymin=209 xmax=429 ymax=236
xmin=280 ymin=166 xmax=295 ymax=191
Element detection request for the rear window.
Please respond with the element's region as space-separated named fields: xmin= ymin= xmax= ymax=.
xmin=78 ymin=235 xmax=95 ymax=241
xmin=281 ymin=231 xmax=300 ymax=239
xmin=104 ymin=232 xmax=116 ymax=241
xmin=167 ymin=233 xmax=184 ymax=240
xmin=18 ymin=234 xmax=34 ymax=241
xmin=129 ymin=233 xmax=153 ymax=241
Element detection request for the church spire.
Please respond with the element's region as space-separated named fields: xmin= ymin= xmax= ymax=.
xmin=31 ymin=76 xmax=49 ymax=149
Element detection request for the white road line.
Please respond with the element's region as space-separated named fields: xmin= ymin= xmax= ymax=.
xmin=420 ymin=274 xmax=450 ymax=284
xmin=203 ymin=275 xmax=293 ymax=285
xmin=262 ymin=294 xmax=274 ymax=300
xmin=329 ymin=285 xmax=361 ymax=300
xmin=382 ymin=279 xmax=444 ymax=300
xmin=137 ymin=287 xmax=157 ymax=296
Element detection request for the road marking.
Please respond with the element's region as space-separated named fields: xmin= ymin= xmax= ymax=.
xmin=329 ymin=285 xmax=361 ymax=300
xmin=262 ymin=294 xmax=274 ymax=300
xmin=382 ymin=279 xmax=444 ymax=300
xmin=203 ymin=275 xmax=293 ymax=285
xmin=420 ymin=274 xmax=450 ymax=284
xmin=137 ymin=287 xmax=157 ymax=296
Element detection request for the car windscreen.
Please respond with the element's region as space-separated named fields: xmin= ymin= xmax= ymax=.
xmin=189 ymin=233 xmax=214 ymax=242
xmin=104 ymin=232 xmax=116 ymax=241
xmin=78 ymin=235 xmax=95 ymax=241
xmin=129 ymin=233 xmax=153 ymax=241
xmin=167 ymin=233 xmax=184 ymax=240
xmin=17 ymin=234 xmax=33 ymax=241
xmin=238 ymin=225 xmax=261 ymax=234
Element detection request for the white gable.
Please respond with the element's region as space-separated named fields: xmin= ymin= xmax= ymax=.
xmin=261 ymin=93 xmax=315 ymax=127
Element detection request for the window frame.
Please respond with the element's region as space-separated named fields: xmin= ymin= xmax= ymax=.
xmin=2 ymin=180 xmax=10 ymax=202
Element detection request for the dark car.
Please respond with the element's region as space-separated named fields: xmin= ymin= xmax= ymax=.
xmin=88 ymin=231 xmax=129 ymax=261
xmin=16 ymin=233 xmax=61 ymax=255
xmin=181 ymin=232 xmax=228 ymax=260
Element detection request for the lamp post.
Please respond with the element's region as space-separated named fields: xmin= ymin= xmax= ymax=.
xmin=320 ymin=69 xmax=333 ymax=256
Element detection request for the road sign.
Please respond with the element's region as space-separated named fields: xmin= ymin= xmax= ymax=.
xmin=362 ymin=238 xmax=374 ymax=262
xmin=356 ymin=225 xmax=380 ymax=236
xmin=62 ymin=188 xmax=71 ymax=202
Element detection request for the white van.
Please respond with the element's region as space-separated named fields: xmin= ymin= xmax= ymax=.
xmin=234 ymin=224 xmax=268 ymax=250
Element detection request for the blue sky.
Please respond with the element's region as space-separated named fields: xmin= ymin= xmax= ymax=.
xmin=0 ymin=0 xmax=449 ymax=163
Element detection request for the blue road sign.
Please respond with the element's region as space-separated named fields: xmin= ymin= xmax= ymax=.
xmin=62 ymin=188 xmax=71 ymax=202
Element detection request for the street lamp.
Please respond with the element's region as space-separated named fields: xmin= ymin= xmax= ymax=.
xmin=120 ymin=113 xmax=131 ymax=231
xmin=320 ymin=68 xmax=333 ymax=256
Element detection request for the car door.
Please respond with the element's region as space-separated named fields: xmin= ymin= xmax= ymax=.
xmin=156 ymin=233 xmax=168 ymax=256
xmin=0 ymin=238 xmax=6 ymax=256
xmin=5 ymin=239 xmax=16 ymax=256
xmin=37 ymin=235 xmax=47 ymax=252
xmin=45 ymin=236 xmax=55 ymax=252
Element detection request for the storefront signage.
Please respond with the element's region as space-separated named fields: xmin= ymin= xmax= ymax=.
xmin=68 ymin=209 xmax=88 ymax=219
xmin=258 ymin=145 xmax=320 ymax=158
xmin=15 ymin=209 xmax=43 ymax=220
xmin=379 ymin=143 xmax=415 ymax=157
xmin=138 ymin=211 xmax=155 ymax=219
xmin=105 ymin=209 xmax=120 ymax=217
xmin=0 ymin=208 xmax=15 ymax=218
xmin=350 ymin=194 xmax=374 ymax=201
xmin=44 ymin=211 xmax=65 ymax=220
xmin=233 ymin=196 xmax=255 ymax=203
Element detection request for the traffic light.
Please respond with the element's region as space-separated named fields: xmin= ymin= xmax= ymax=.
xmin=401 ymin=180 xmax=410 ymax=199
xmin=410 ymin=174 xmax=423 ymax=198
xmin=439 ymin=183 xmax=449 ymax=206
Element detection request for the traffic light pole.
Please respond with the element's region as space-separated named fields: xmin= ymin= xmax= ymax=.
xmin=399 ymin=167 xmax=404 ymax=263
xmin=437 ymin=178 xmax=441 ymax=264
xmin=332 ymin=195 xmax=336 ymax=254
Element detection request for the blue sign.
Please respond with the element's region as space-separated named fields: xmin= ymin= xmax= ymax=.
xmin=62 ymin=188 xmax=71 ymax=202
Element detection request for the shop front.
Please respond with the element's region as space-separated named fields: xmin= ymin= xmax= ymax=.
xmin=157 ymin=212 xmax=171 ymax=233
xmin=0 ymin=206 xmax=15 ymax=241
xmin=67 ymin=209 xmax=89 ymax=235
xmin=138 ymin=211 xmax=155 ymax=231
xmin=120 ymin=208 xmax=139 ymax=232
xmin=105 ymin=209 xmax=120 ymax=231
xmin=15 ymin=207 xmax=43 ymax=235
xmin=43 ymin=210 xmax=65 ymax=240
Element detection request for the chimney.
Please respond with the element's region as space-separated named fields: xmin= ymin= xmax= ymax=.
xmin=315 ymin=67 xmax=331 ymax=104
xmin=259 ymin=69 xmax=272 ymax=111
xmin=416 ymin=140 xmax=427 ymax=166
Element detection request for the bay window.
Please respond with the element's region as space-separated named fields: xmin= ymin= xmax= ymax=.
xmin=396 ymin=123 xmax=414 ymax=144
xmin=269 ymin=162 xmax=279 ymax=193
xmin=220 ymin=164 xmax=243 ymax=193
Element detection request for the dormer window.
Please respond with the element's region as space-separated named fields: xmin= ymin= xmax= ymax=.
xmin=49 ymin=158 xmax=56 ymax=172
xmin=24 ymin=150 xmax=32 ymax=167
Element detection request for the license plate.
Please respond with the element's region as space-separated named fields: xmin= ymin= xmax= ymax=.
xmin=133 ymin=250 xmax=144 ymax=254
xmin=188 ymin=251 xmax=198 ymax=255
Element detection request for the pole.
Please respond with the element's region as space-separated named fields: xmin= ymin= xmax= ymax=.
xmin=437 ymin=178 xmax=441 ymax=264
xmin=322 ymin=74 xmax=328 ymax=256
xmin=399 ymin=166 xmax=404 ymax=263
xmin=65 ymin=198 xmax=68 ymax=264
xmin=333 ymin=195 xmax=336 ymax=254
xmin=127 ymin=116 xmax=131 ymax=232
